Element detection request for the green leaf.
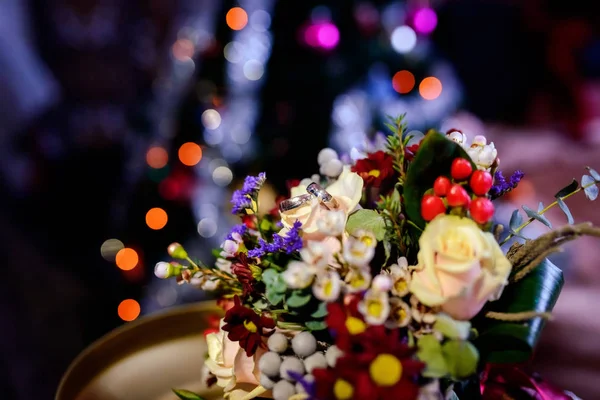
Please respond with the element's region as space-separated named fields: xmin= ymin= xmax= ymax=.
xmin=404 ymin=131 xmax=476 ymax=230
xmin=474 ymin=259 xmax=563 ymax=363
xmin=346 ymin=209 xmax=386 ymax=241
xmin=508 ymin=209 xmax=522 ymax=231
xmin=416 ymin=334 xmax=449 ymax=378
xmin=442 ymin=340 xmax=479 ymax=379
xmin=522 ymin=205 xmax=552 ymax=228
xmin=582 ymin=175 xmax=599 ymax=201
xmin=310 ymin=302 xmax=328 ymax=318
xmin=265 ymin=285 xmax=285 ymax=305
xmin=286 ymin=290 xmax=312 ymax=308
xmin=261 ymin=268 xmax=279 ymax=286
xmin=554 ymin=179 xmax=578 ymax=198
xmin=305 ymin=320 xmax=327 ymax=331
xmin=556 ymin=198 xmax=574 ymax=224
xmin=434 ymin=314 xmax=471 ymax=340
xmin=173 ymin=389 xmax=206 ymax=400
xmin=253 ymin=299 xmax=269 ymax=310
xmin=587 ymin=167 xmax=600 ymax=181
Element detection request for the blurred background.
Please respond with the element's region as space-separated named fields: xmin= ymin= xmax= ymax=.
xmin=1 ymin=0 xmax=599 ymax=398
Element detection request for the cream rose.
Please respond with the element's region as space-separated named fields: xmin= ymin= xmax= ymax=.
xmin=279 ymin=166 xmax=363 ymax=240
xmin=204 ymin=323 xmax=267 ymax=400
xmin=409 ymin=215 xmax=512 ymax=320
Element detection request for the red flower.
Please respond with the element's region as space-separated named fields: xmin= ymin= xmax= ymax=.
xmin=270 ymin=195 xmax=287 ymax=217
xmin=231 ymin=253 xmax=256 ymax=298
xmin=241 ymin=215 xmax=257 ymax=229
xmin=405 ymin=143 xmax=420 ymax=161
xmin=222 ymin=296 xmax=275 ymax=356
xmin=352 ymin=151 xmax=395 ymax=188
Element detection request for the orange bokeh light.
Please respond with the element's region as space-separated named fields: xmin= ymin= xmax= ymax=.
xmin=226 ymin=7 xmax=248 ymax=31
xmin=419 ymin=77 xmax=443 ymax=100
xmin=178 ymin=142 xmax=203 ymax=166
xmin=118 ymin=299 xmax=141 ymax=322
xmin=146 ymin=207 xmax=168 ymax=230
xmin=392 ymin=70 xmax=415 ymax=94
xmin=115 ymin=248 xmax=139 ymax=271
xmin=146 ymin=146 xmax=169 ymax=169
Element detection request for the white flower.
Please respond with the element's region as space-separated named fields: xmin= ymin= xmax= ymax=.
xmin=371 ymin=274 xmax=393 ymax=292
xmin=342 ymin=234 xmax=375 ymax=267
xmin=446 ymin=130 xmax=468 ymax=147
xmin=386 ymin=257 xmax=411 ymax=297
xmin=387 ymin=297 xmax=412 ymax=328
xmin=467 ymin=135 xmax=497 ymax=170
xmin=344 ymin=266 xmax=372 ymax=293
xmin=282 ymin=261 xmax=316 ymax=289
xmin=220 ymin=239 xmax=239 ymax=258
xmin=154 ymin=261 xmax=171 ymax=279
xmin=201 ymin=279 xmax=219 ymax=291
xmin=313 ymin=271 xmax=342 ymax=302
xmin=216 ymin=258 xmax=232 ymax=274
xmin=300 ymin=240 xmax=337 ymax=269
xmin=358 ymin=289 xmax=390 ymax=325
xmin=316 ymin=210 xmax=346 ymax=237
xmin=317 ymin=148 xmax=339 ymax=166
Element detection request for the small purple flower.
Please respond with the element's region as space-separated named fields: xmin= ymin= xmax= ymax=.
xmin=230 ymin=172 xmax=267 ymax=215
xmin=287 ymin=370 xmax=316 ymax=399
xmin=227 ymin=224 xmax=247 ymax=240
xmin=247 ymin=221 xmax=303 ymax=258
xmin=490 ymin=170 xmax=524 ymax=199
xmin=242 ymin=172 xmax=267 ymax=194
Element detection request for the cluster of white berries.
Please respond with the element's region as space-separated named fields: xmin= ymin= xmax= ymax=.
xmin=317 ymin=148 xmax=344 ymax=178
xmin=258 ymin=331 xmax=342 ymax=400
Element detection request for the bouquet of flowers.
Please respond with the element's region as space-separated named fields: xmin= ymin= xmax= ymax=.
xmin=156 ymin=116 xmax=600 ymax=400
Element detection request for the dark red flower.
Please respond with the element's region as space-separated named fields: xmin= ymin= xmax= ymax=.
xmin=405 ymin=143 xmax=420 ymax=161
xmin=270 ymin=195 xmax=287 ymax=217
xmin=241 ymin=215 xmax=257 ymax=229
xmin=231 ymin=253 xmax=256 ymax=298
xmin=222 ymin=296 xmax=275 ymax=356
xmin=352 ymin=151 xmax=395 ymax=188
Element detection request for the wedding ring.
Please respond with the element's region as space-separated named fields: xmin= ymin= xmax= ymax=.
xmin=306 ymin=182 xmax=339 ymax=209
xmin=279 ymin=193 xmax=313 ymax=212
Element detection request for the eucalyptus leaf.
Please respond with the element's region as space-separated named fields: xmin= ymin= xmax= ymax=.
xmin=261 ymin=268 xmax=279 ymax=286
xmin=522 ymin=205 xmax=552 ymax=228
xmin=508 ymin=209 xmax=522 ymax=231
xmin=346 ymin=209 xmax=386 ymax=241
xmin=587 ymin=167 xmax=600 ymax=181
xmin=416 ymin=334 xmax=449 ymax=378
xmin=305 ymin=320 xmax=327 ymax=331
xmin=474 ymin=259 xmax=563 ymax=363
xmin=582 ymin=175 xmax=599 ymax=201
xmin=265 ymin=285 xmax=284 ymax=305
xmin=310 ymin=302 xmax=328 ymax=318
xmin=554 ymin=179 xmax=578 ymax=198
xmin=434 ymin=314 xmax=471 ymax=340
xmin=404 ymin=131 xmax=476 ymax=230
xmin=173 ymin=389 xmax=206 ymax=400
xmin=253 ymin=299 xmax=269 ymax=310
xmin=556 ymin=198 xmax=574 ymax=224
xmin=286 ymin=290 xmax=312 ymax=308
xmin=442 ymin=340 xmax=479 ymax=379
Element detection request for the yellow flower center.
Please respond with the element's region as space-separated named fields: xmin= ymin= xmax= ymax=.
xmin=368 ymin=169 xmax=381 ymax=178
xmin=350 ymin=273 xmax=365 ymax=288
xmin=333 ymin=379 xmax=354 ymax=399
xmin=367 ymin=299 xmax=383 ymax=317
xmin=323 ymin=280 xmax=333 ymax=296
xmin=394 ymin=279 xmax=407 ymax=293
xmin=369 ymin=354 xmax=402 ymax=386
xmin=395 ymin=308 xmax=407 ymax=321
xmin=345 ymin=316 xmax=366 ymax=335
xmin=243 ymin=319 xmax=257 ymax=333
xmin=360 ymin=236 xmax=374 ymax=247
xmin=440 ymin=230 xmax=474 ymax=258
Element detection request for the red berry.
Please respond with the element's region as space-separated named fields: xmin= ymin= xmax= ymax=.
xmin=470 ymin=197 xmax=495 ymax=224
xmin=421 ymin=195 xmax=447 ymax=221
xmin=470 ymin=170 xmax=493 ymax=195
xmin=447 ymin=184 xmax=471 ymax=207
xmin=451 ymin=158 xmax=473 ymax=181
xmin=433 ymin=176 xmax=452 ymax=196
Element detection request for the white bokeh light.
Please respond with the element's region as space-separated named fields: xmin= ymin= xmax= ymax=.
xmin=390 ymin=25 xmax=417 ymax=54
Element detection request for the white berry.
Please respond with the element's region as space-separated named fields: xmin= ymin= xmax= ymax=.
xmin=273 ymin=380 xmax=296 ymax=400
xmin=258 ymin=351 xmax=282 ymax=378
xmin=291 ymin=331 xmax=317 ymax=358
xmin=260 ymin=373 xmax=276 ymax=389
xmin=325 ymin=345 xmax=343 ymax=367
xmin=317 ymin=148 xmax=338 ymax=166
xmin=295 ymin=374 xmax=315 ymax=393
xmin=267 ymin=333 xmax=289 ymax=353
xmin=303 ymin=351 xmax=327 ymax=373
xmin=280 ymin=356 xmax=305 ymax=381
xmin=320 ymin=158 xmax=343 ymax=177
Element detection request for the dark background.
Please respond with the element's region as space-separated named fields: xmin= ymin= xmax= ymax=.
xmin=1 ymin=0 xmax=600 ymax=398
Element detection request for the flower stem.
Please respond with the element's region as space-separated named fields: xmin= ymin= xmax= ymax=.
xmin=500 ymin=180 xmax=596 ymax=245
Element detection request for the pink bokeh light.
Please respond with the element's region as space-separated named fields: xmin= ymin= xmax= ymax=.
xmin=303 ymin=22 xmax=340 ymax=50
xmin=413 ymin=8 xmax=437 ymax=35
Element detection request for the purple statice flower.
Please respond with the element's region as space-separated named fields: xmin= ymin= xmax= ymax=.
xmin=287 ymin=371 xmax=316 ymax=399
xmin=226 ymin=224 xmax=247 ymax=240
xmin=230 ymin=172 xmax=267 ymax=214
xmin=247 ymin=221 xmax=303 ymax=258
xmin=490 ymin=170 xmax=524 ymax=199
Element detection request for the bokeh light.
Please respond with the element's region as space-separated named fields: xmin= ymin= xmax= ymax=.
xmin=224 ymin=41 xmax=243 ymax=63
xmin=226 ymin=7 xmax=248 ymax=31
xmin=419 ymin=77 xmax=443 ymax=100
xmin=212 ymin=166 xmax=233 ymax=186
xmin=243 ymin=60 xmax=265 ymax=80
xmin=413 ymin=8 xmax=438 ymax=35
xmin=115 ymin=248 xmax=139 ymax=271
xmin=304 ymin=22 xmax=340 ymax=50
xmin=146 ymin=146 xmax=169 ymax=169
xmin=392 ymin=70 xmax=415 ymax=94
xmin=146 ymin=207 xmax=168 ymax=230
xmin=100 ymin=238 xmax=124 ymax=262
xmin=201 ymin=109 xmax=222 ymax=129
xmin=118 ymin=299 xmax=141 ymax=322
xmin=250 ymin=10 xmax=271 ymax=32
xmin=178 ymin=142 xmax=203 ymax=166
xmin=390 ymin=25 xmax=417 ymax=54
xmin=172 ymin=38 xmax=195 ymax=61
xmin=198 ymin=218 xmax=218 ymax=237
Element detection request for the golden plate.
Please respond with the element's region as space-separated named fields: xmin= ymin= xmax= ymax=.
xmin=56 ymin=302 xmax=225 ymax=400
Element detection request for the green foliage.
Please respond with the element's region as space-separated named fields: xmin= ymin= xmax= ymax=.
xmin=286 ymin=290 xmax=312 ymax=308
xmin=556 ymin=198 xmax=574 ymax=224
xmin=522 ymin=203 xmax=552 ymax=229
xmin=416 ymin=334 xmax=448 ymax=378
xmin=305 ymin=320 xmax=328 ymax=331
xmin=434 ymin=314 xmax=472 ymax=340
xmin=346 ymin=209 xmax=386 ymax=241
xmin=554 ymin=179 xmax=578 ymax=198
xmin=442 ymin=340 xmax=479 ymax=379
xmin=310 ymin=302 xmax=328 ymax=318
xmin=262 ymin=268 xmax=287 ymax=306
xmin=173 ymin=389 xmax=206 ymax=400
xmin=474 ymin=259 xmax=563 ymax=363
xmin=582 ymin=174 xmax=599 ymax=200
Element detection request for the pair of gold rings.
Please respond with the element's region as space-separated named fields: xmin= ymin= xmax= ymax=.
xmin=279 ymin=182 xmax=339 ymax=212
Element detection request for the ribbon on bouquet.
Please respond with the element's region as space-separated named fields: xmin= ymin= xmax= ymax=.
xmin=479 ymin=364 xmax=574 ymax=400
